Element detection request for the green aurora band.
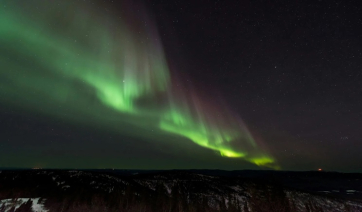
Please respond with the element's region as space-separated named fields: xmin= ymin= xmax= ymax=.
xmin=0 ymin=1 xmax=277 ymax=168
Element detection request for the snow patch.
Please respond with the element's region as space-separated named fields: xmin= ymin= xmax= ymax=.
xmin=0 ymin=197 xmax=48 ymax=212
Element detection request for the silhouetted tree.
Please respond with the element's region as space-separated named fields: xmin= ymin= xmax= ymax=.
xmin=0 ymin=203 xmax=6 ymax=212
xmin=243 ymin=201 xmax=249 ymax=212
xmin=8 ymin=206 xmax=16 ymax=212
xmin=219 ymin=196 xmax=227 ymax=211
xmin=15 ymin=199 xmax=32 ymax=212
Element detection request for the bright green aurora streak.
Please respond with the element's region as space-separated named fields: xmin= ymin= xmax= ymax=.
xmin=0 ymin=1 xmax=277 ymax=168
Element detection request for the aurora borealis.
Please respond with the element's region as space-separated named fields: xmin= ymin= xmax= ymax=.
xmin=0 ymin=0 xmax=275 ymax=169
xmin=1 ymin=0 xmax=361 ymax=172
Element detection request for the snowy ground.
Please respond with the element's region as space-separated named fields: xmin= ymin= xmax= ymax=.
xmin=0 ymin=197 xmax=48 ymax=212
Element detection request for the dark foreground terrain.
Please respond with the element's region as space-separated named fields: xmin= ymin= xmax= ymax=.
xmin=0 ymin=169 xmax=362 ymax=212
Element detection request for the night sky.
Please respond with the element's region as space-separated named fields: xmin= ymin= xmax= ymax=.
xmin=1 ymin=0 xmax=361 ymax=172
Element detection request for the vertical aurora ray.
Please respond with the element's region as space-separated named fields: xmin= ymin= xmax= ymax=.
xmin=0 ymin=2 xmax=170 ymax=114
xmin=160 ymin=88 xmax=276 ymax=168
xmin=0 ymin=0 xmax=277 ymax=168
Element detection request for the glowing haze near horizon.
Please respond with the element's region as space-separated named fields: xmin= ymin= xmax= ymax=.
xmin=0 ymin=1 xmax=276 ymax=168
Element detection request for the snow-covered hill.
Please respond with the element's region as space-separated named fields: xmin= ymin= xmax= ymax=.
xmin=0 ymin=170 xmax=361 ymax=211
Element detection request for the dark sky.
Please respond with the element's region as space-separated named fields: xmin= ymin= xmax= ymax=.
xmin=0 ymin=0 xmax=361 ymax=172
xmin=146 ymin=0 xmax=362 ymax=172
